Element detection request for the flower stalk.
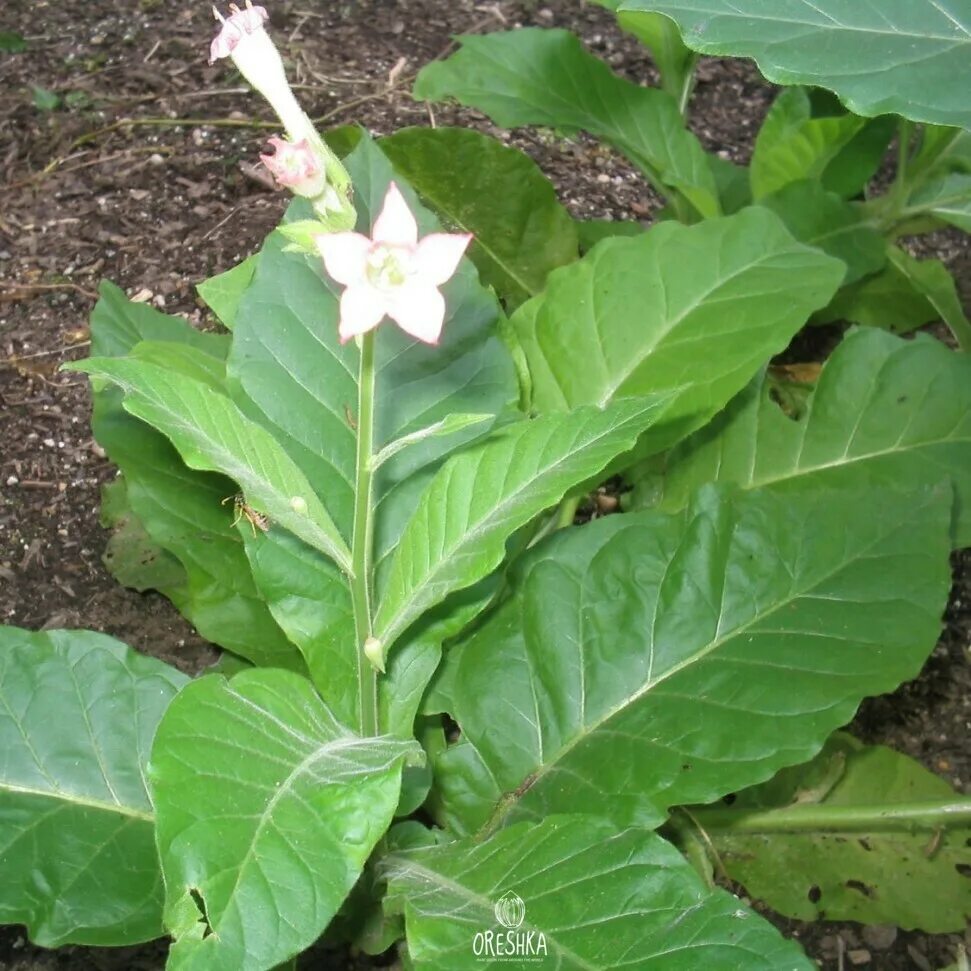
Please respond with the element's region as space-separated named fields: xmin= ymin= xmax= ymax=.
xmin=351 ymin=330 xmax=380 ymax=735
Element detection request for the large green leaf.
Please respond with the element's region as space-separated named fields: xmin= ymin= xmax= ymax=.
xmin=413 ymin=28 xmax=721 ymax=219
xmin=69 ymin=356 xmax=353 ymax=574
xmin=0 ymin=627 xmax=187 ymax=946
xmin=86 ymin=290 xmax=303 ymax=669
xmin=432 ymin=484 xmax=950 ymax=837
xmin=757 ymin=179 xmax=886 ymax=285
xmin=373 ymin=395 xmax=672 ymax=655
xmin=512 ymin=207 xmax=844 ymax=447
xmin=384 ymin=816 xmax=812 ymax=970
xmin=750 ymin=88 xmax=865 ymax=200
xmin=618 ymin=0 xmax=971 ymax=130
xmin=151 ymin=668 xmax=419 ymax=971
xmin=222 ymin=137 xmax=517 ymax=730
xmin=691 ymin=734 xmax=971 ymax=932
xmin=645 ymin=328 xmax=971 ymax=545
xmin=379 ymin=127 xmax=579 ymax=306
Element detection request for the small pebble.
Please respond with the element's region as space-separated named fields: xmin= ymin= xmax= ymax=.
xmin=5 ymin=476 xmax=18 ymax=486
xmin=847 ymin=949 xmax=871 ymax=966
xmin=862 ymin=925 xmax=897 ymax=950
xmin=907 ymin=945 xmax=932 ymax=971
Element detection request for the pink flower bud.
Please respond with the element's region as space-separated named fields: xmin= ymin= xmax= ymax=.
xmin=260 ymin=137 xmax=327 ymax=198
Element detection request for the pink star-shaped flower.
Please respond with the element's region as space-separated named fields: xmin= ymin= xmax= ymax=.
xmin=316 ymin=182 xmax=472 ymax=345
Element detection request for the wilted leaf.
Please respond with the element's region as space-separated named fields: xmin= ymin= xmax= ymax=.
xmin=692 ymin=734 xmax=971 ymax=932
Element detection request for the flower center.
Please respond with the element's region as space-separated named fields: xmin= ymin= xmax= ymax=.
xmin=366 ymin=244 xmax=414 ymax=291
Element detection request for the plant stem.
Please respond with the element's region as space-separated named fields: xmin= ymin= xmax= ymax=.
xmin=688 ymin=798 xmax=971 ymax=834
xmin=351 ymin=330 xmax=379 ymax=737
xmin=555 ymin=495 xmax=581 ymax=530
xmin=883 ymin=118 xmax=915 ymax=226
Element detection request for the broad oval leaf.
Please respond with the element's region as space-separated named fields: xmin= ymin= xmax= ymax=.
xmin=645 ymin=328 xmax=971 ymax=546
xmin=379 ymin=127 xmax=579 ymax=306
xmin=0 ymin=627 xmax=187 ymax=946
xmin=86 ymin=286 xmax=301 ymax=670
xmin=373 ymin=395 xmax=673 ymax=654
xmin=433 ymin=484 xmax=951 ymax=837
xmin=693 ymin=733 xmax=971 ymax=932
xmin=512 ymin=206 xmax=844 ymax=447
xmin=151 ymin=668 xmax=419 ymax=971
xmin=414 ymin=28 xmax=721 ymax=219
xmin=618 ymin=0 xmax=971 ymax=129
xmin=68 ymin=357 xmax=353 ymax=574
xmin=384 ymin=815 xmax=813 ymax=970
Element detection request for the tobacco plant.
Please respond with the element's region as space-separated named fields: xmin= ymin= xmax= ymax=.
xmin=1 ymin=2 xmax=970 ymax=969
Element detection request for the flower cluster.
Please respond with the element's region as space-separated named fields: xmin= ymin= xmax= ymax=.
xmin=210 ymin=1 xmax=353 ymax=223
xmin=211 ymin=5 xmax=472 ymax=344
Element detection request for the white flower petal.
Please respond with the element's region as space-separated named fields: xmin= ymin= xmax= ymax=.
xmin=372 ymin=182 xmax=418 ymax=248
xmin=387 ymin=284 xmax=447 ymax=345
xmin=339 ymin=285 xmax=387 ymax=342
xmin=316 ymin=232 xmax=371 ymax=287
xmin=415 ymin=232 xmax=473 ymax=287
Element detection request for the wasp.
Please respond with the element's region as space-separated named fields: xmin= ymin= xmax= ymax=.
xmin=222 ymin=493 xmax=270 ymax=535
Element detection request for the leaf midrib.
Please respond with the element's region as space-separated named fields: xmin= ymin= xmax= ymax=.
xmin=0 ymin=780 xmax=153 ymax=823
xmin=748 ymin=428 xmax=969 ymax=492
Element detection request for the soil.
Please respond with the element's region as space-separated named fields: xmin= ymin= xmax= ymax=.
xmin=1 ymin=1 xmax=969 ymax=969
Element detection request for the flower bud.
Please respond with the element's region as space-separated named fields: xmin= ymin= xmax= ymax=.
xmin=260 ymin=137 xmax=327 ymax=198
xmin=210 ymin=2 xmax=356 ymax=229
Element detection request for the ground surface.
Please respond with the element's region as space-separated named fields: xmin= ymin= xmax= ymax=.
xmin=0 ymin=1 xmax=969 ymax=968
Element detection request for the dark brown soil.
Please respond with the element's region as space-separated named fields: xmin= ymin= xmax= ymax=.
xmin=1 ymin=1 xmax=968 ymax=969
